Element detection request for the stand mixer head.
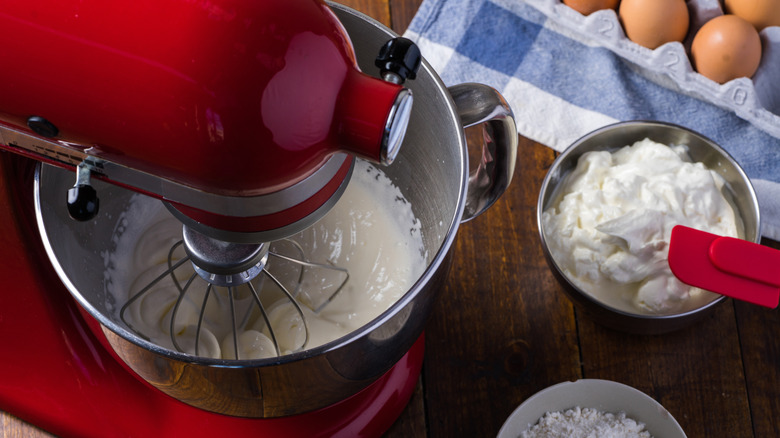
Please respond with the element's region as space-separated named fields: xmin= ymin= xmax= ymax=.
xmin=0 ymin=0 xmax=421 ymax=360
xmin=0 ymin=0 xmax=419 ymax=241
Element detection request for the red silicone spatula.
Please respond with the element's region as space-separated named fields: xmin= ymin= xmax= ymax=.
xmin=668 ymin=225 xmax=780 ymax=308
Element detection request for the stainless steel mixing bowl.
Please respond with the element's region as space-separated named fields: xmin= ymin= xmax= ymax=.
xmin=537 ymin=121 xmax=760 ymax=335
xmin=34 ymin=4 xmax=517 ymax=418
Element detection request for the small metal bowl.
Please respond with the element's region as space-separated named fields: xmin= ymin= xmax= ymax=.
xmin=497 ymin=379 xmax=687 ymax=437
xmin=537 ymin=121 xmax=760 ymax=335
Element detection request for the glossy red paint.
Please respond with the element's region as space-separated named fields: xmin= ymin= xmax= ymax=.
xmin=0 ymin=0 xmax=402 ymax=196
xmin=0 ymin=153 xmax=422 ymax=437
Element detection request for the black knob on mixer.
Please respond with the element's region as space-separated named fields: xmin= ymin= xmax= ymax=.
xmin=67 ymin=184 xmax=99 ymax=221
xmin=27 ymin=116 xmax=59 ymax=138
xmin=375 ymin=37 xmax=422 ymax=84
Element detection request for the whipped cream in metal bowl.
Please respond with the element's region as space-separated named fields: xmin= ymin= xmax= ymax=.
xmin=541 ymin=138 xmax=740 ymax=315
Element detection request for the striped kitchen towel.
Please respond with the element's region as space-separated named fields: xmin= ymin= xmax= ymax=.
xmin=404 ymin=0 xmax=780 ymax=240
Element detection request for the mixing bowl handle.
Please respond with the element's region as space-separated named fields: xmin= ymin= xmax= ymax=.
xmin=449 ymin=83 xmax=518 ymax=222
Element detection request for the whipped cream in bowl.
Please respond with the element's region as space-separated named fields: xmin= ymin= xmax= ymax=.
xmin=537 ymin=121 xmax=760 ymax=334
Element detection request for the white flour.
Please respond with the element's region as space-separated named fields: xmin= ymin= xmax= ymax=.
xmin=520 ymin=407 xmax=652 ymax=438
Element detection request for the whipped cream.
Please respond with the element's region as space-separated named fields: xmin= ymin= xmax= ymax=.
xmin=105 ymin=160 xmax=427 ymax=359
xmin=542 ymin=138 xmax=740 ymax=314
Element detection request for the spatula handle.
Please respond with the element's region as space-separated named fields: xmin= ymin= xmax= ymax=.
xmin=669 ymin=225 xmax=780 ymax=308
xmin=710 ymin=236 xmax=780 ymax=287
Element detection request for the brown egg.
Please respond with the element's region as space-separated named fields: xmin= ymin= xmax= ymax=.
xmin=563 ymin=0 xmax=620 ymax=16
xmin=619 ymin=0 xmax=689 ymax=49
xmin=724 ymin=0 xmax=780 ymax=31
xmin=691 ymin=14 xmax=762 ymax=84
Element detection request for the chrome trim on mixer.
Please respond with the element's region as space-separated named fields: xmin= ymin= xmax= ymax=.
xmin=183 ymin=226 xmax=269 ymax=283
xmin=164 ymin=159 xmax=354 ymax=243
xmin=381 ymin=88 xmax=413 ymax=165
xmin=0 ymin=123 xmax=93 ymax=167
xmin=155 ymin=154 xmax=350 ymax=218
xmin=0 ymin=122 xmax=348 ymax=218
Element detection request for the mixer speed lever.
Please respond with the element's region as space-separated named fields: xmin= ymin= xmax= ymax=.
xmin=67 ymin=162 xmax=99 ymax=221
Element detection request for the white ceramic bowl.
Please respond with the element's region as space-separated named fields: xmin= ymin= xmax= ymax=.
xmin=497 ymin=379 xmax=686 ymax=438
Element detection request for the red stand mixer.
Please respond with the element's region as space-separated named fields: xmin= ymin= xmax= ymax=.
xmin=0 ymin=1 xmax=518 ymax=436
xmin=0 ymin=0 xmax=418 ymax=239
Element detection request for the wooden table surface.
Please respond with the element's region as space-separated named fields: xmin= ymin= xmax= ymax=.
xmin=3 ymin=1 xmax=780 ymax=437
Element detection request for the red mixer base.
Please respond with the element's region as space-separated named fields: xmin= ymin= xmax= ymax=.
xmin=0 ymin=154 xmax=423 ymax=437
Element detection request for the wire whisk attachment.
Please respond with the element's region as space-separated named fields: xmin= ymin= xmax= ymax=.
xmin=119 ymin=226 xmax=349 ymax=360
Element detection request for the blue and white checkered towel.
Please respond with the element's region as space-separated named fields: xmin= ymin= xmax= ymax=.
xmin=404 ymin=0 xmax=780 ymax=240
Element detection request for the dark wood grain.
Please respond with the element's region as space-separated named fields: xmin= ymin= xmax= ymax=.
xmin=388 ymin=0 xmax=419 ymax=33
xmin=341 ymin=0 xmax=391 ymax=28
xmin=4 ymin=1 xmax=780 ymax=438
xmin=419 ymin=134 xmax=582 ymax=437
xmin=736 ymin=238 xmax=780 ymax=438
xmin=0 ymin=415 xmax=49 ymax=438
xmin=577 ymin=304 xmax=752 ymax=437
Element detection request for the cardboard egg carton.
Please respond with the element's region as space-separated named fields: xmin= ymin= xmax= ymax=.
xmin=524 ymin=0 xmax=780 ymax=139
